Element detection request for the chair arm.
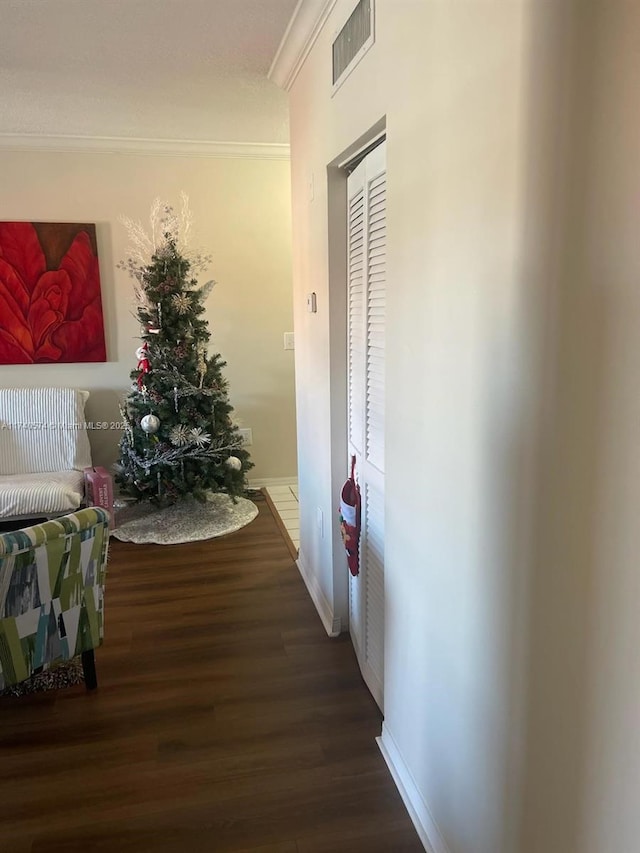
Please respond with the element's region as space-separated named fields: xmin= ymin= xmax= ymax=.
xmin=0 ymin=507 xmax=110 ymax=557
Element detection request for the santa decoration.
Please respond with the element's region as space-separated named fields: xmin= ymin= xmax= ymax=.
xmin=136 ymin=343 xmax=150 ymax=389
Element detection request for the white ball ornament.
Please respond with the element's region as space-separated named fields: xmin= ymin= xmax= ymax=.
xmin=225 ymin=456 xmax=242 ymax=471
xmin=140 ymin=414 xmax=160 ymax=434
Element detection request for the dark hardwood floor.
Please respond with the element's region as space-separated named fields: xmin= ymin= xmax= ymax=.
xmin=0 ymin=499 xmax=423 ymax=852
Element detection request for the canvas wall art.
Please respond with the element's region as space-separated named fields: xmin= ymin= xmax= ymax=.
xmin=0 ymin=221 xmax=106 ymax=364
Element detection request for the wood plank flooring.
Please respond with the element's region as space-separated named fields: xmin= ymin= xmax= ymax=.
xmin=0 ymin=499 xmax=423 ymax=852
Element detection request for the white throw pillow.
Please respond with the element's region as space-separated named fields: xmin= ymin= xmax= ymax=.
xmin=0 ymin=388 xmax=92 ymax=475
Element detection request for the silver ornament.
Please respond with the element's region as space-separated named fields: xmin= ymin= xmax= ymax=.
xmin=225 ymin=456 xmax=242 ymax=471
xmin=141 ymin=414 xmax=160 ymax=434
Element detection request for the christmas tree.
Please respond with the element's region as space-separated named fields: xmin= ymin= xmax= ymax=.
xmin=116 ymin=197 xmax=252 ymax=506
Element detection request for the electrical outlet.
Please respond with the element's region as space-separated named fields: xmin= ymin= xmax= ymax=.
xmin=283 ymin=332 xmax=295 ymax=351
xmin=238 ymin=428 xmax=252 ymax=446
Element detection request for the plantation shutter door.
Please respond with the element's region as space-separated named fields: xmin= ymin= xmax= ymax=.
xmin=362 ymin=479 xmax=384 ymax=705
xmin=347 ymin=163 xmax=366 ymax=456
xmin=365 ymin=153 xmax=386 ymax=474
xmin=346 ymin=139 xmax=386 ymax=711
xmin=347 ymin=156 xmax=367 ymax=660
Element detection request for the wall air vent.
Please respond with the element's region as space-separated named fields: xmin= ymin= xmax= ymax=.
xmin=332 ymin=0 xmax=375 ymax=94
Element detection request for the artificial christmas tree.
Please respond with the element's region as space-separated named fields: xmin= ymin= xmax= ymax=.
xmin=116 ymin=197 xmax=252 ymax=506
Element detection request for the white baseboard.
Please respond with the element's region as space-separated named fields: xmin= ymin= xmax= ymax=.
xmin=248 ymin=477 xmax=297 ymax=489
xmin=377 ymin=724 xmax=450 ymax=853
xmin=296 ymin=555 xmax=341 ymax=637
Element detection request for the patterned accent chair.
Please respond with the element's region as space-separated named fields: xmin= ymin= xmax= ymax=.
xmin=0 ymin=507 xmax=109 ymax=692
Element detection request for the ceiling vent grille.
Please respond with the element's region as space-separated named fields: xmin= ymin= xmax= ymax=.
xmin=332 ymin=0 xmax=374 ymax=93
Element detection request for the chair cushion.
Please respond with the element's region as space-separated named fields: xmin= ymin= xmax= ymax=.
xmin=0 ymin=388 xmax=92 ymax=475
xmin=0 ymin=471 xmax=85 ymax=517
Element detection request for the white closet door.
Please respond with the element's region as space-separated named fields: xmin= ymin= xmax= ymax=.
xmin=346 ymin=140 xmax=386 ymax=711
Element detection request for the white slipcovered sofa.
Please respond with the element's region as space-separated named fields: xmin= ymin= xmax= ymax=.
xmin=0 ymin=388 xmax=92 ymax=520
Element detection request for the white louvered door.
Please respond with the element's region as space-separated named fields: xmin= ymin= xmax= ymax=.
xmin=346 ymin=140 xmax=386 ymax=711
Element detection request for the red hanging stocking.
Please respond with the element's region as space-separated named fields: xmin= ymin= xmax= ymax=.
xmin=339 ymin=455 xmax=361 ymax=576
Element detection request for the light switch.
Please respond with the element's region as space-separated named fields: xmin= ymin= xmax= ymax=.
xmin=283 ymin=332 xmax=295 ymax=350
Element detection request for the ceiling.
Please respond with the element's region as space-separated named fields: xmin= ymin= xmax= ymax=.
xmin=0 ymin=0 xmax=299 ymax=143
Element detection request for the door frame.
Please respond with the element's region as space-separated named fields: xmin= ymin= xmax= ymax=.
xmin=326 ymin=118 xmax=387 ymax=634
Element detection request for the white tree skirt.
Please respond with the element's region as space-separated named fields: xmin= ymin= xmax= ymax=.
xmin=112 ymin=493 xmax=258 ymax=545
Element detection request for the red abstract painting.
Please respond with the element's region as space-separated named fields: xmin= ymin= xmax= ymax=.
xmin=0 ymin=221 xmax=106 ymax=364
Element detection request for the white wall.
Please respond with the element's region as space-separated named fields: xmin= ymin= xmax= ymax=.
xmin=0 ymin=148 xmax=296 ymax=482
xmin=288 ymin=1 xmax=640 ymax=851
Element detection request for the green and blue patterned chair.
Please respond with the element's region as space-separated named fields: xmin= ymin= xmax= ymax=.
xmin=0 ymin=507 xmax=110 ymax=692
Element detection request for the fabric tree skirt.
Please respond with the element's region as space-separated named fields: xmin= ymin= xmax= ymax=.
xmin=112 ymin=493 xmax=258 ymax=545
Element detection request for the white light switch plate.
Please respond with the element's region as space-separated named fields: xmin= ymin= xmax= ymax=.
xmin=284 ymin=332 xmax=295 ymax=350
xmin=238 ymin=428 xmax=253 ymax=445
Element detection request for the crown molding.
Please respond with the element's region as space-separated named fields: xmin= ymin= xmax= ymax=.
xmin=268 ymin=0 xmax=337 ymax=91
xmin=0 ymin=134 xmax=290 ymax=160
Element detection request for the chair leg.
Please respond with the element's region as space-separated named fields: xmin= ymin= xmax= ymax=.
xmin=81 ymin=649 xmax=98 ymax=691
